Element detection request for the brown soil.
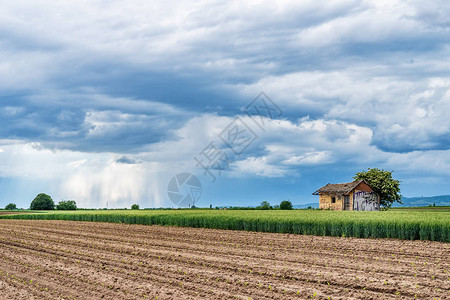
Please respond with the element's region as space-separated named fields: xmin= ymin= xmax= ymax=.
xmin=0 ymin=220 xmax=448 ymax=300
xmin=0 ymin=211 xmax=33 ymax=216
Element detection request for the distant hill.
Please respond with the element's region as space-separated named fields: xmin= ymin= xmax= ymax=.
xmin=393 ymin=195 xmax=450 ymax=207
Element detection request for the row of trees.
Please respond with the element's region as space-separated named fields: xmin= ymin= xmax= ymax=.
xmin=4 ymin=195 xmax=137 ymax=210
xmin=2 ymin=194 xmax=78 ymax=211
xmin=256 ymin=200 xmax=293 ymax=210
xmin=30 ymin=194 xmax=77 ymax=210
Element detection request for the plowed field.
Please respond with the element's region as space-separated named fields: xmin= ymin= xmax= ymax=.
xmin=0 ymin=219 xmax=448 ymax=299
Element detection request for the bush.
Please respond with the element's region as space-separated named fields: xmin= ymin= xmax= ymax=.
xmin=57 ymin=200 xmax=77 ymax=210
xmin=131 ymin=204 xmax=139 ymax=210
xmin=280 ymin=200 xmax=293 ymax=210
xmin=5 ymin=203 xmax=16 ymax=210
xmin=30 ymin=193 xmax=55 ymax=210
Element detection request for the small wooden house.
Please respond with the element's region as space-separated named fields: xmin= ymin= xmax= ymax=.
xmin=313 ymin=180 xmax=380 ymax=211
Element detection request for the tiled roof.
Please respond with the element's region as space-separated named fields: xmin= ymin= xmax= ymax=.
xmin=313 ymin=180 xmax=367 ymax=195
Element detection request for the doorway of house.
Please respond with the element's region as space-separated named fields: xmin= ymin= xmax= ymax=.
xmin=344 ymin=195 xmax=350 ymax=210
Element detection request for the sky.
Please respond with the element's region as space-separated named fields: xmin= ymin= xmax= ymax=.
xmin=1 ymin=0 xmax=449 ymax=209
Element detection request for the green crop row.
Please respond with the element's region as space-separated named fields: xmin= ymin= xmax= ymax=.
xmin=1 ymin=209 xmax=448 ymax=242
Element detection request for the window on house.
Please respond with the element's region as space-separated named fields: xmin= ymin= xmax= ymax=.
xmin=331 ymin=196 xmax=336 ymax=203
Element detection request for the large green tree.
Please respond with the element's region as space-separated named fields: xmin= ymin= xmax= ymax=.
xmin=30 ymin=193 xmax=55 ymax=210
xmin=353 ymin=168 xmax=401 ymax=208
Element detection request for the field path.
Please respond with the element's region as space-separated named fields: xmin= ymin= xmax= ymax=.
xmin=0 ymin=219 xmax=448 ymax=299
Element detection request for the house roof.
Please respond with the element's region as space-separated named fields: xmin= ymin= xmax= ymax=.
xmin=312 ymin=179 xmax=369 ymax=195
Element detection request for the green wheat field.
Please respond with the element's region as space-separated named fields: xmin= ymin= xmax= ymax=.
xmin=1 ymin=208 xmax=448 ymax=242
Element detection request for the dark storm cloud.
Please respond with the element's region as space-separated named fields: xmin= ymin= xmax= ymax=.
xmin=0 ymin=0 xmax=449 ymax=154
xmin=116 ymin=156 xmax=141 ymax=164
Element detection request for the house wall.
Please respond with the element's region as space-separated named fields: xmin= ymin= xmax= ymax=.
xmin=348 ymin=192 xmax=354 ymax=211
xmin=352 ymin=182 xmax=380 ymax=211
xmin=354 ymin=181 xmax=373 ymax=192
xmin=353 ymin=191 xmax=379 ymax=211
xmin=319 ymin=194 xmax=343 ymax=210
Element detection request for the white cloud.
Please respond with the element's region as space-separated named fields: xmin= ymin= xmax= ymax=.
xmin=68 ymin=159 xmax=87 ymax=168
xmin=296 ymin=1 xmax=417 ymax=48
xmin=282 ymin=151 xmax=333 ymax=166
xmin=148 ymin=115 xmax=450 ymax=181
xmin=234 ymin=68 xmax=450 ymax=152
xmin=1 ymin=106 xmax=25 ymax=116
xmin=143 ymin=115 xmax=377 ymax=179
xmin=233 ymin=156 xmax=290 ymax=177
